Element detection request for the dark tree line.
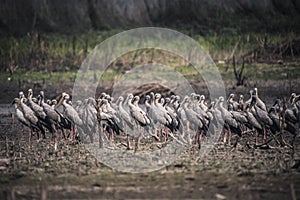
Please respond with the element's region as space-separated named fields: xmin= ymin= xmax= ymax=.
xmin=0 ymin=0 xmax=300 ymax=35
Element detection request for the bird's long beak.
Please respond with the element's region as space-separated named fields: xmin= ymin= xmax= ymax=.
xmin=55 ymin=97 xmax=63 ymax=109
xmin=99 ymin=100 xmax=105 ymax=107
xmin=10 ymin=99 xmax=16 ymax=107
xmin=289 ymin=96 xmax=294 ymax=104
xmin=250 ymin=97 xmax=256 ymax=108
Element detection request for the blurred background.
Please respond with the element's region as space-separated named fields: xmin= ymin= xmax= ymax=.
xmin=1 ymin=0 xmax=300 ymax=34
xmin=0 ymin=0 xmax=300 ymax=103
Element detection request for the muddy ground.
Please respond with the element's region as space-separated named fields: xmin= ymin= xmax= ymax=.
xmin=0 ymin=116 xmax=300 ymax=199
xmin=0 ymin=79 xmax=300 ymax=199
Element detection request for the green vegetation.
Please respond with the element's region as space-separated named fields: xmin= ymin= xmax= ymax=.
xmin=217 ymin=61 xmax=300 ymax=81
xmin=0 ymin=30 xmax=123 ymax=73
xmin=196 ymin=32 xmax=296 ymax=60
xmin=0 ymin=30 xmax=299 ymax=86
xmin=0 ymin=61 xmax=298 ymax=87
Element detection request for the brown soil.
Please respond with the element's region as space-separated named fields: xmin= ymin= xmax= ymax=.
xmin=1 ymin=116 xmax=300 ymax=199
xmin=0 ymin=79 xmax=300 ymax=199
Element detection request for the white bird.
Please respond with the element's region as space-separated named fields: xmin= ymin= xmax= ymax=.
xmin=254 ymin=88 xmax=267 ymax=111
xmin=56 ymin=92 xmax=83 ymax=141
xmin=18 ymin=96 xmax=46 ymax=142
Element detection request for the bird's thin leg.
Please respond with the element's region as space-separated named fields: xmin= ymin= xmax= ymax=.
xmin=193 ymin=130 xmax=198 ymax=145
xmin=89 ymin=130 xmax=94 ymax=143
xmin=108 ymin=129 xmax=111 ymax=141
xmin=161 ymin=128 xmax=166 ymax=142
xmin=156 ymin=126 xmax=162 ymax=142
xmin=263 ymin=127 xmax=267 ymax=142
xmin=36 ymin=131 xmax=41 ymax=142
xmin=126 ymin=134 xmax=131 ymax=150
xmin=112 ymin=128 xmax=115 ymax=141
xmin=242 ymin=125 xmax=245 ymax=134
xmin=198 ymin=131 xmax=203 ymax=150
xmin=92 ymin=126 xmax=97 ymax=143
xmin=155 ymin=126 xmax=162 ymax=142
xmin=48 ymin=124 xmax=58 ymax=150
xmin=96 ymin=125 xmax=104 ymax=148
xmin=61 ymin=128 xmax=67 ymax=140
xmin=20 ymin=125 xmax=25 ymax=140
xmin=194 ymin=130 xmax=198 ymax=146
xmin=233 ymin=135 xmax=240 ymax=148
xmin=54 ymin=136 xmax=58 ymax=151
xmin=98 ymin=130 xmax=103 ymax=148
xmin=66 ymin=130 xmax=71 ymax=140
xmin=223 ymin=129 xmax=227 ymax=144
xmin=101 ymin=125 xmax=110 ymax=145
xmin=161 ymin=128 xmax=167 ymax=143
xmin=165 ymin=127 xmax=169 ymax=142
xmin=255 ymin=130 xmax=259 ymax=145
xmin=134 ymin=125 xmax=142 ymax=152
xmin=27 ymin=128 xmax=33 ymax=150
xmin=51 ymin=124 xmax=57 ymax=140
xmin=278 ymin=132 xmax=285 ymax=147
xmin=109 ymin=128 xmax=114 ymax=141
xmin=33 ymin=129 xmax=41 ymax=142
xmin=134 ymin=135 xmax=141 ymax=153
xmin=228 ymin=129 xmax=231 ymax=146
xmin=100 ymin=123 xmax=106 ymax=142
xmin=68 ymin=125 xmax=73 ymax=141
xmin=72 ymin=125 xmax=76 ymax=141
xmin=180 ymin=123 xmax=185 ymax=140
xmin=29 ymin=128 xmax=33 ymax=144
xmin=74 ymin=125 xmax=78 ymax=141
xmin=187 ymin=122 xmax=192 ymax=145
xmin=200 ymin=132 xmax=204 ymax=144
xmin=42 ymin=127 xmax=46 ymax=140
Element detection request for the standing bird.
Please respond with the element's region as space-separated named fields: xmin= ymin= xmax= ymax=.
xmin=208 ymin=99 xmax=223 ymax=137
xmin=217 ymin=97 xmax=242 ymax=146
xmin=289 ymin=93 xmax=300 ymax=105
xmin=163 ymin=97 xmax=180 ymax=131
xmin=98 ymin=98 xmax=123 ymax=141
xmin=176 ymin=96 xmax=188 ymax=141
xmin=27 ymin=89 xmax=47 ymax=120
xmin=117 ymin=96 xmax=135 ymax=149
xmin=227 ymin=93 xmax=239 ymax=111
xmin=50 ymin=99 xmax=72 ymax=139
xmin=238 ymin=94 xmax=245 ymax=111
xmin=152 ymin=93 xmax=176 ymax=138
xmin=80 ymin=97 xmax=99 ymax=143
xmin=12 ymin=98 xmax=31 ymax=138
xmin=182 ymin=96 xmax=207 ymax=147
xmin=290 ymin=93 xmax=300 ymax=129
xmin=268 ymin=106 xmax=296 ymax=146
xmin=128 ymin=94 xmax=151 ymax=152
xmin=254 ymin=88 xmax=267 ymax=111
xmin=39 ymin=91 xmax=61 ymax=144
xmin=199 ymin=95 xmax=209 ymax=112
xmin=26 ymin=89 xmax=50 ymax=139
xmin=245 ymin=90 xmax=254 ymax=108
xmin=96 ymin=99 xmax=122 ymax=147
xmin=56 ymin=93 xmax=83 ymax=141
xmin=18 ymin=96 xmax=46 ymax=142
xmin=244 ymin=103 xmax=264 ymax=145
xmin=250 ymin=95 xmax=273 ymax=144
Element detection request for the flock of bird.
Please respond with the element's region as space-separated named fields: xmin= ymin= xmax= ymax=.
xmin=12 ymin=88 xmax=300 ymax=151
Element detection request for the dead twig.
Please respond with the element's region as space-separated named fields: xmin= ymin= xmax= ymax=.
xmin=232 ymin=56 xmax=246 ymax=86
